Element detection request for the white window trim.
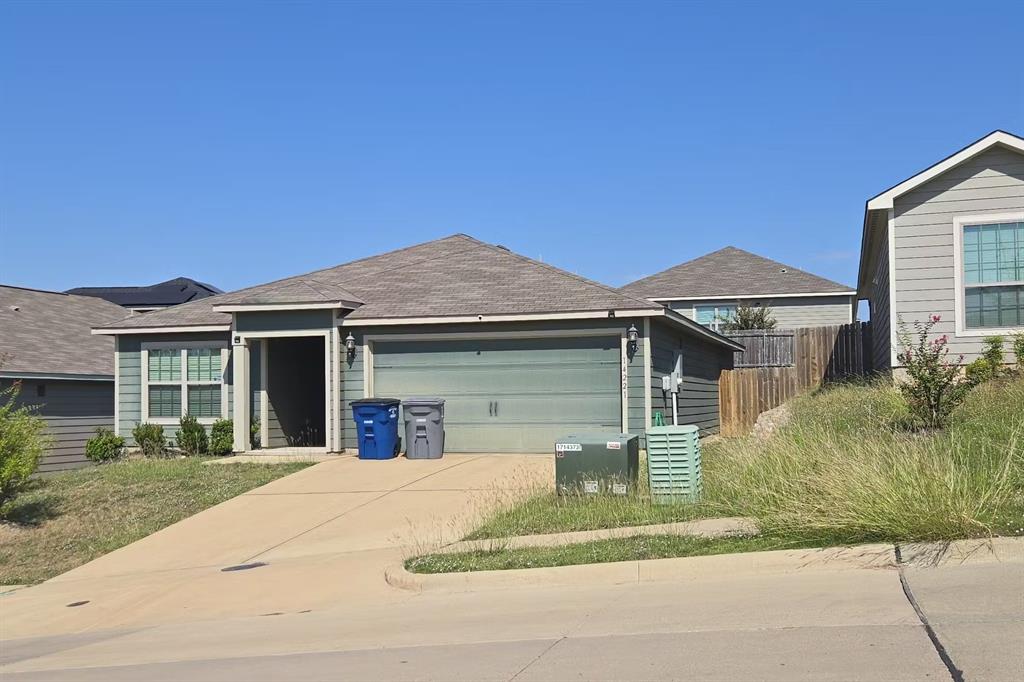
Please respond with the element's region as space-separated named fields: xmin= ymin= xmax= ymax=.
xmin=952 ymin=212 xmax=1024 ymax=337
xmin=693 ymin=304 xmax=736 ymax=333
xmin=141 ymin=341 xmax=229 ymax=425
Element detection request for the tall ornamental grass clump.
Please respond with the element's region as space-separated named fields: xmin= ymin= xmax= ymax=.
xmin=703 ymin=378 xmax=1024 ymax=544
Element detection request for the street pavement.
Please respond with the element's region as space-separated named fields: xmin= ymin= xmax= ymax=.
xmin=4 ymin=545 xmax=1021 ymax=680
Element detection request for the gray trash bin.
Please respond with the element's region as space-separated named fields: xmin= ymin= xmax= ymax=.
xmin=402 ymin=398 xmax=445 ymax=459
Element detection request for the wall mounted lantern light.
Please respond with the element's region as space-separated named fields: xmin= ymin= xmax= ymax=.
xmin=345 ymin=332 xmax=357 ymax=360
xmin=626 ymin=324 xmax=639 ymax=355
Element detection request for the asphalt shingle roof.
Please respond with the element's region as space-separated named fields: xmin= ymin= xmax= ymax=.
xmin=1 ymin=286 xmax=126 ymax=376
xmin=96 ymin=234 xmax=662 ymax=330
xmin=621 ymin=247 xmax=854 ymax=300
xmin=214 ymin=279 xmax=364 ymax=307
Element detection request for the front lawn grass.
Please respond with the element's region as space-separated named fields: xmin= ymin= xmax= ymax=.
xmin=466 ymin=376 xmax=1024 ymax=547
xmin=406 ymin=534 xmax=822 ymax=574
xmin=467 ymin=469 xmax=716 ymax=540
xmin=0 ymin=458 xmax=312 ymax=585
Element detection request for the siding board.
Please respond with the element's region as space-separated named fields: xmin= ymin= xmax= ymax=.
xmin=892 ymin=145 xmax=1024 ymax=363
xmin=2 ymin=379 xmax=113 ymax=472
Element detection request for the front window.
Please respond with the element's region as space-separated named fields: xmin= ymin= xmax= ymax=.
xmin=146 ymin=347 xmax=224 ymax=420
xmin=695 ymin=304 xmax=736 ymax=332
xmin=962 ymin=221 xmax=1024 ymax=329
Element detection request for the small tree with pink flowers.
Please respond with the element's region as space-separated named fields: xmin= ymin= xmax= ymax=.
xmin=895 ymin=315 xmax=972 ymax=429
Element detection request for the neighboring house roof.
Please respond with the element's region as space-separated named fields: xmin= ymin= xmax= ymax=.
xmin=95 ymin=234 xmax=665 ymax=329
xmin=66 ymin=277 xmax=222 ymax=308
xmin=0 ymin=285 xmax=126 ymax=378
xmin=857 ymin=129 xmax=1024 ymax=293
xmin=620 ymin=247 xmax=855 ymax=300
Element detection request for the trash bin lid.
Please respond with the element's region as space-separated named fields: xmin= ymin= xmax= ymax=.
xmin=351 ymin=398 xmax=401 ymax=407
xmin=402 ymin=397 xmax=446 ymax=406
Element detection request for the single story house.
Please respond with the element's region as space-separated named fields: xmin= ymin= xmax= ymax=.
xmin=0 ymin=285 xmax=127 ymax=472
xmin=93 ymin=235 xmax=743 ymax=454
xmin=858 ymin=130 xmax=1023 ymax=371
xmin=622 ymin=247 xmax=857 ymax=331
xmin=68 ymin=277 xmax=222 ymax=312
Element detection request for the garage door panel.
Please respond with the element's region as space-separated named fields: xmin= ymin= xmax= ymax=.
xmin=374 ymin=365 xmax=618 ymax=395
xmin=444 ymin=424 xmax=615 ymax=453
xmin=372 ymin=336 xmax=621 ymax=453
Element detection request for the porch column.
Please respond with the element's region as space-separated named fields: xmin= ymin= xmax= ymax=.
xmin=232 ymin=338 xmax=250 ymax=452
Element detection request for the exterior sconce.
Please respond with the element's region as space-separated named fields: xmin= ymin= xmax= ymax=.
xmin=345 ymin=332 xmax=357 ymax=360
xmin=626 ymin=324 xmax=639 ymax=355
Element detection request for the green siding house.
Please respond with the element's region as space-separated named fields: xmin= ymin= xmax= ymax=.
xmin=94 ymin=235 xmax=741 ymax=454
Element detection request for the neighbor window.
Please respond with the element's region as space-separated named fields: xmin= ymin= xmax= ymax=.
xmin=695 ymin=304 xmax=736 ymax=332
xmin=145 ymin=347 xmax=224 ymax=420
xmin=962 ymin=221 xmax=1024 ymax=329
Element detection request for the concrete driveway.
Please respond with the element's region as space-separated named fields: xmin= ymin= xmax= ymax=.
xmin=0 ymin=454 xmax=551 ymax=639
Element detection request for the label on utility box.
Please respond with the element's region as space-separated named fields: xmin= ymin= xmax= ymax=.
xmin=416 ymin=418 xmax=427 ymax=423
xmin=606 ymin=441 xmax=621 ymax=450
xmin=555 ymin=443 xmax=582 ymax=453
xmin=583 ymin=480 xmax=599 ymax=494
xmin=611 ymin=483 xmax=628 ymax=495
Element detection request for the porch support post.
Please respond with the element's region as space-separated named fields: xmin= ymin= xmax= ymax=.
xmin=232 ymin=338 xmax=250 ymax=452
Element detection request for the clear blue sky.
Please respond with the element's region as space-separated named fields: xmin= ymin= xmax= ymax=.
xmin=2 ymin=1 xmax=1022 ymax=300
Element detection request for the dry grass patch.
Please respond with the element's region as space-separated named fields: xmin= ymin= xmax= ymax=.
xmin=0 ymin=458 xmax=311 ymax=585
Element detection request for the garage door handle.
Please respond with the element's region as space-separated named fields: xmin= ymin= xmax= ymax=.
xmin=494 ymin=401 xmax=498 ymax=417
xmin=488 ymin=401 xmax=493 ymax=417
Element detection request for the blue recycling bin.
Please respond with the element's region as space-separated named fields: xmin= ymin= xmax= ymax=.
xmin=351 ymin=398 xmax=401 ymax=460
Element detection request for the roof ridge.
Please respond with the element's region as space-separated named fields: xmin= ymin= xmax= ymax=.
xmin=2 ymin=284 xmax=131 ymax=311
xmin=2 ymin=284 xmax=72 ymax=296
xmin=468 ymin=238 xmax=662 ymax=310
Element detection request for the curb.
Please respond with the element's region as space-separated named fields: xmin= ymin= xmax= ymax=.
xmin=898 ymin=536 xmax=1024 ymax=568
xmin=387 ymin=536 xmax=1024 ymax=595
xmin=386 ymin=543 xmax=900 ymax=594
xmin=438 ymin=517 xmax=758 ymax=554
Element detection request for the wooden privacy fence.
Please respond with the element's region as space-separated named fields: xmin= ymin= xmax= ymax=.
xmin=719 ymin=322 xmax=873 ymax=436
xmin=727 ymin=330 xmax=795 ymax=367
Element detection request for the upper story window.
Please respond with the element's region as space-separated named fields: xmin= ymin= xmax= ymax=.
xmin=144 ymin=345 xmax=227 ymax=422
xmin=695 ymin=304 xmax=736 ymax=332
xmin=962 ymin=221 xmax=1024 ymax=330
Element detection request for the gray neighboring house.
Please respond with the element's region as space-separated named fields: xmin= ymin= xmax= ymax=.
xmin=622 ymin=247 xmax=857 ymax=331
xmin=67 ymin=277 xmax=221 ymax=312
xmin=0 ymin=286 xmax=128 ymax=472
xmin=93 ymin=234 xmax=743 ymax=454
xmin=858 ymin=130 xmax=1024 ymax=371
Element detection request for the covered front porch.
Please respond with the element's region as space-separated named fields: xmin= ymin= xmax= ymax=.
xmin=230 ymin=326 xmax=343 ymax=454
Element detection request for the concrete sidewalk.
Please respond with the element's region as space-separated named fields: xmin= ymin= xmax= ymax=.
xmin=0 ymin=454 xmax=551 ymax=639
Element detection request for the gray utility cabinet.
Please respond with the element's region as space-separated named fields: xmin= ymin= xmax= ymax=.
xmin=402 ymin=398 xmax=446 ymax=459
xmin=554 ymin=433 xmax=639 ymax=495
